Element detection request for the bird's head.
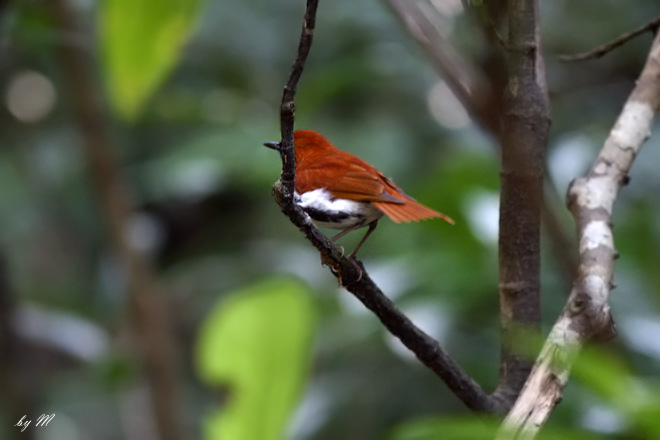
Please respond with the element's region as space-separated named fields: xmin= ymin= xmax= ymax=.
xmin=264 ymin=130 xmax=335 ymax=166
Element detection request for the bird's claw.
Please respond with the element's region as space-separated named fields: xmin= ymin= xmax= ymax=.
xmin=348 ymin=258 xmax=363 ymax=283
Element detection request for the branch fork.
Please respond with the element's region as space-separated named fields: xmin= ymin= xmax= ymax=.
xmin=498 ymin=30 xmax=660 ymax=439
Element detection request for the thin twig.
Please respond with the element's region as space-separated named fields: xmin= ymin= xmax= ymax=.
xmin=560 ymin=14 xmax=660 ymax=62
xmin=278 ymin=0 xmax=318 ymax=196
xmin=271 ymin=0 xmax=502 ymax=413
xmin=385 ymin=0 xmax=500 ymax=137
xmin=498 ymin=30 xmax=660 ymax=440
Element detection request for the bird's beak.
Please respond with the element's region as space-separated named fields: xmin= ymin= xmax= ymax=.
xmin=263 ymin=141 xmax=281 ymax=151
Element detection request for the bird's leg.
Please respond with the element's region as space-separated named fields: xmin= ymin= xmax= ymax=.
xmin=331 ymin=223 xmax=362 ymax=242
xmin=330 ymin=223 xmax=362 ymax=257
xmin=348 ymin=220 xmax=378 ymax=260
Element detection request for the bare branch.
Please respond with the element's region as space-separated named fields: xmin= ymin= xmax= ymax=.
xmin=560 ymin=14 xmax=660 ymax=62
xmin=498 ymin=30 xmax=660 ymax=440
xmin=271 ymin=0 xmax=501 ymax=413
xmin=385 ymin=0 xmax=500 ymax=137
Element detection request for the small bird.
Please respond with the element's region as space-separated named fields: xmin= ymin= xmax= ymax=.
xmin=264 ymin=130 xmax=454 ymax=259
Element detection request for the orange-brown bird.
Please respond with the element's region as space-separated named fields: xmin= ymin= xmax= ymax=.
xmin=264 ymin=130 xmax=454 ymax=259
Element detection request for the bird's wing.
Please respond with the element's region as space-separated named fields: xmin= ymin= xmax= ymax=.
xmin=296 ymin=160 xmax=405 ymax=204
xmin=296 ymin=154 xmax=454 ymax=225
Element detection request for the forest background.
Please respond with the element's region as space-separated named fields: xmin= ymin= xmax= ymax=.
xmin=1 ymin=0 xmax=660 ymax=439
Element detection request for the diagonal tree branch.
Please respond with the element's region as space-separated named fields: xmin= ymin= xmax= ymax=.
xmin=271 ymin=0 xmax=502 ymax=413
xmin=384 ymin=0 xmax=500 ymax=137
xmin=497 ymin=29 xmax=660 ymax=440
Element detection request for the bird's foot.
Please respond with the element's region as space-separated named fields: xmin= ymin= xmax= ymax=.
xmin=348 ymin=257 xmax=363 ymax=283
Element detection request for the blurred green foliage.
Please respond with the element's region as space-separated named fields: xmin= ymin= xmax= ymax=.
xmin=197 ymin=277 xmax=316 ymax=440
xmin=0 ymin=0 xmax=660 ymax=439
xmin=572 ymin=347 xmax=660 ymax=438
xmin=100 ymin=0 xmax=205 ymax=120
xmin=391 ymin=416 xmax=606 ymax=440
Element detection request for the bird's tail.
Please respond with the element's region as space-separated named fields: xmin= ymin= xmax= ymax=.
xmin=373 ymin=200 xmax=454 ymax=225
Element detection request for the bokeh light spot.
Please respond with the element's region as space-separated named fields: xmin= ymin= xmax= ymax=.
xmin=6 ymin=70 xmax=57 ymax=123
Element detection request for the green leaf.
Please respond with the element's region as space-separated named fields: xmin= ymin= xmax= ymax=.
xmin=391 ymin=416 xmax=603 ymax=440
xmin=196 ymin=277 xmax=317 ymax=440
xmin=99 ymin=0 xmax=204 ymax=121
xmin=390 ymin=416 xmax=498 ymax=440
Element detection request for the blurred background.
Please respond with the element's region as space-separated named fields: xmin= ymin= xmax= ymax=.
xmin=1 ymin=0 xmax=660 ymax=439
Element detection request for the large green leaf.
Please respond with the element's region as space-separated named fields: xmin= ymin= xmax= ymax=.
xmin=196 ymin=278 xmax=317 ymax=440
xmin=99 ymin=0 xmax=204 ymax=121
